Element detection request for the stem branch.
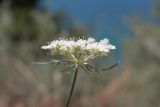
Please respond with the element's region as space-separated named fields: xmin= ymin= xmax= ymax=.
xmin=65 ymin=63 xmax=79 ymax=107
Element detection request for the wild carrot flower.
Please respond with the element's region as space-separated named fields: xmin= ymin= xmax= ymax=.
xmin=38 ymin=37 xmax=117 ymax=107
xmin=41 ymin=37 xmax=115 ymax=63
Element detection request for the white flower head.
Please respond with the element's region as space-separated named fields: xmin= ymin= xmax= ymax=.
xmin=42 ymin=37 xmax=116 ymax=62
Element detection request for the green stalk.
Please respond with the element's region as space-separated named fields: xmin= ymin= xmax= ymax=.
xmin=65 ymin=63 xmax=79 ymax=107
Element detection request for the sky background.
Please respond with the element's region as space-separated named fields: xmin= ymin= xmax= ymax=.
xmin=37 ymin=0 xmax=153 ymax=60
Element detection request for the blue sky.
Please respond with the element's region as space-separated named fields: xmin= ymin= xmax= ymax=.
xmin=37 ymin=0 xmax=153 ymax=60
xmin=38 ymin=0 xmax=152 ymax=23
xmin=37 ymin=0 xmax=152 ymax=38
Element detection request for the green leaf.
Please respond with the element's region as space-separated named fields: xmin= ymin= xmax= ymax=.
xmin=85 ymin=65 xmax=92 ymax=71
xmin=61 ymin=64 xmax=75 ymax=73
xmin=81 ymin=65 xmax=90 ymax=74
xmin=100 ymin=63 xmax=119 ymax=71
xmin=32 ymin=61 xmax=55 ymax=64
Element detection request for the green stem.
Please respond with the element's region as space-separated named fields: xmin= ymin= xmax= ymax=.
xmin=65 ymin=63 xmax=79 ymax=107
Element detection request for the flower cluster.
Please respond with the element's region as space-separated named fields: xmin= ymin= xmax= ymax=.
xmin=41 ymin=37 xmax=115 ymax=62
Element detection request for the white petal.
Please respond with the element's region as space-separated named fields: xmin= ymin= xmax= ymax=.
xmin=88 ymin=37 xmax=95 ymax=43
xmin=41 ymin=45 xmax=51 ymax=49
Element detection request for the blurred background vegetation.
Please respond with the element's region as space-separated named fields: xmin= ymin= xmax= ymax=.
xmin=0 ymin=0 xmax=160 ymax=107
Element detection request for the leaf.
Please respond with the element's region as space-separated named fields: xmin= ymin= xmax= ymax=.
xmin=61 ymin=64 xmax=75 ymax=73
xmin=100 ymin=63 xmax=119 ymax=71
xmin=32 ymin=61 xmax=55 ymax=64
xmin=51 ymin=59 xmax=60 ymax=63
xmin=94 ymin=67 xmax=101 ymax=73
xmin=85 ymin=63 xmax=100 ymax=73
xmin=83 ymin=62 xmax=119 ymax=73
xmin=81 ymin=65 xmax=90 ymax=74
xmin=63 ymin=61 xmax=74 ymax=66
xmin=33 ymin=59 xmax=74 ymax=65
xmin=61 ymin=60 xmax=74 ymax=63
xmin=51 ymin=59 xmax=74 ymax=65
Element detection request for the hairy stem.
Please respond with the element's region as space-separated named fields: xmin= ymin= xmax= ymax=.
xmin=65 ymin=63 xmax=79 ymax=107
